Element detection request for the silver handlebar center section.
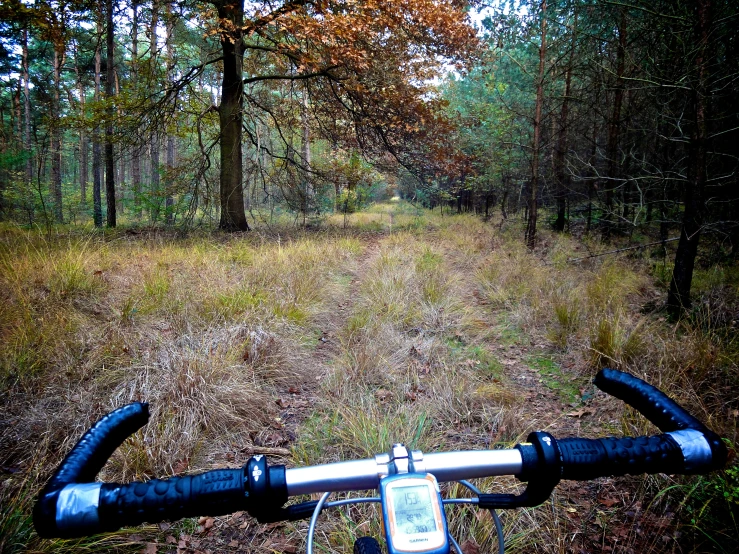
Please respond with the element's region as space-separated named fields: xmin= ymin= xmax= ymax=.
xmin=285 ymin=447 xmax=523 ymax=496
xmin=373 ymin=443 xmax=425 ymax=476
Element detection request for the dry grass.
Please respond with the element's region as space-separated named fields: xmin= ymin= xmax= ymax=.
xmin=1 ymin=205 xmax=737 ymax=553
xmin=0 ymin=226 xmax=363 ymax=552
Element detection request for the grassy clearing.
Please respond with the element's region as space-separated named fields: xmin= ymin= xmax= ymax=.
xmin=0 ymin=226 xmax=363 ymax=551
xmin=1 ymin=204 xmax=737 ymax=553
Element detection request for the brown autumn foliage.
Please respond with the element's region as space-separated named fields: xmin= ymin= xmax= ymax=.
xmin=230 ymin=0 xmax=480 ymax=183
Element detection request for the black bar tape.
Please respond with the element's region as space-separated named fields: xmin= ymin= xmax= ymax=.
xmin=558 ymin=435 xmax=684 ymax=480
xmin=594 ymin=369 xmax=727 ymax=470
xmin=50 ymin=403 xmax=150 ymax=490
xmin=97 ymin=468 xmax=247 ymax=530
xmin=594 ymin=369 xmax=705 ymax=433
xmin=34 ymin=403 xmax=150 ymax=537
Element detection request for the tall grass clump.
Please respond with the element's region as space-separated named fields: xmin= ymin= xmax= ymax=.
xmin=104 ymin=324 xmax=297 ymax=477
xmin=476 ymin=238 xmax=552 ymax=324
xmin=1 ymin=226 xmax=367 ymax=552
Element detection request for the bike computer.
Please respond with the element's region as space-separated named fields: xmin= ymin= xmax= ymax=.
xmin=379 ymin=473 xmax=450 ymax=554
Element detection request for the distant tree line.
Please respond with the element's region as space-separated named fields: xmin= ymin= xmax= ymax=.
xmin=0 ymin=0 xmax=477 ymax=229
xmin=412 ymin=0 xmax=739 ymax=317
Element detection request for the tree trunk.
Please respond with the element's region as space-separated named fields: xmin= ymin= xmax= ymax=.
xmin=105 ymin=0 xmax=116 ymax=227
xmin=217 ymin=0 xmax=249 ymax=231
xmin=114 ymin=70 xmax=125 ymax=209
xmin=301 ymin=90 xmax=312 ymax=218
xmin=150 ymin=0 xmax=160 ymax=222
xmin=51 ymin=48 xmax=64 ymax=223
xmin=165 ymin=1 xmax=175 ymax=224
xmin=667 ymin=0 xmax=710 ymax=318
xmin=603 ymin=9 xmax=627 ymax=240
xmin=93 ymin=16 xmax=103 ymax=227
xmin=166 ymin=135 xmax=175 ymax=223
xmin=131 ymin=0 xmax=141 ymax=217
xmin=23 ymin=27 xmax=32 ymax=185
xmin=75 ymin=52 xmax=88 ymax=206
xmin=526 ymin=0 xmax=547 ymax=250
xmin=554 ymin=8 xmax=577 ymax=232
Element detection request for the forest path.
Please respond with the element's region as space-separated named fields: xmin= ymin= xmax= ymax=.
xmin=192 ymin=231 xmax=387 ymax=554
xmin=190 ymin=211 xmax=619 ymax=554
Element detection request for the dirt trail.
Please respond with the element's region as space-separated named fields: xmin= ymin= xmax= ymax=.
xmin=188 ymin=216 xmax=617 ymax=553
xmin=192 ymin=233 xmax=386 ymax=554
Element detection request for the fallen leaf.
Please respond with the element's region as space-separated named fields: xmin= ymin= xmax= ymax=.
xmin=599 ymin=496 xmax=619 ymax=508
xmin=375 ymin=389 xmax=392 ymax=401
xmin=173 ymin=457 xmax=189 ymax=474
xmin=460 ymin=539 xmax=480 ymax=554
xmin=228 ymin=540 xmax=239 ymax=547
xmin=265 ymin=432 xmax=286 ymax=445
xmin=166 ymin=535 xmax=177 ymax=545
xmin=140 ymin=544 xmax=157 ymax=554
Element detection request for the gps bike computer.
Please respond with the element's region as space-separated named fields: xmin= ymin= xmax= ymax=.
xmin=379 ymin=473 xmax=450 ymax=554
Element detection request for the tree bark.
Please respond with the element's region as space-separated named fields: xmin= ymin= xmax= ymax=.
xmin=216 ymin=0 xmax=249 ymax=231
xmin=554 ymin=7 xmax=577 ymax=232
xmin=74 ymin=47 xmax=88 ymax=205
xmin=526 ymin=0 xmax=547 ymax=250
xmin=51 ymin=47 xmax=64 ymax=223
xmin=105 ymin=0 xmax=116 ymax=227
xmin=165 ymin=0 xmax=175 ymax=224
xmin=150 ymin=0 xmax=161 ymax=221
xmin=667 ymin=0 xmax=710 ymax=318
xmin=603 ymin=9 xmax=627 ymax=240
xmin=22 ymin=26 xmax=32 ymax=186
xmin=301 ymin=89 xmax=312 ymax=219
xmin=93 ymin=15 xmax=103 ymax=227
xmin=131 ymin=0 xmax=141 ymax=217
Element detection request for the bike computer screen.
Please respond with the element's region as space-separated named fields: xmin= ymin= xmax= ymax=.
xmin=380 ymin=474 xmax=449 ymax=554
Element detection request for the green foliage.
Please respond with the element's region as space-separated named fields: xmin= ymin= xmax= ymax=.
xmin=676 ymin=451 xmax=739 ymax=552
xmin=527 ymin=355 xmax=582 ymax=403
xmin=209 ymin=289 xmax=267 ymax=318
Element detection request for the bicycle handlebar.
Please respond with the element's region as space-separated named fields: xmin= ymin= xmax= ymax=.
xmin=33 ymin=369 xmax=728 ymax=539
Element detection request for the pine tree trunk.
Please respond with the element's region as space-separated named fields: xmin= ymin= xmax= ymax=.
xmin=165 ymin=1 xmax=175 ymax=224
xmin=105 ymin=0 xmax=116 ymax=227
xmin=603 ymin=9 xmax=627 ymax=239
xmin=93 ymin=17 xmax=103 ymax=227
xmin=150 ymin=0 xmax=161 ymax=222
xmin=51 ymin=48 xmax=64 ymax=223
xmin=667 ymin=0 xmax=710 ymax=318
xmin=23 ymin=27 xmax=32 ymax=185
xmin=554 ymin=8 xmax=577 ymax=232
xmin=526 ymin=0 xmax=547 ymax=249
xmin=131 ymin=0 xmax=141 ymax=217
xmin=76 ymin=65 xmax=88 ymax=205
xmin=166 ymin=135 xmax=175 ymax=223
xmin=115 ymin=70 xmax=125 ymax=209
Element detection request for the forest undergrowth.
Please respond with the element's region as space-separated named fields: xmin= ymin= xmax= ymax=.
xmin=0 ymin=201 xmax=737 ymax=553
